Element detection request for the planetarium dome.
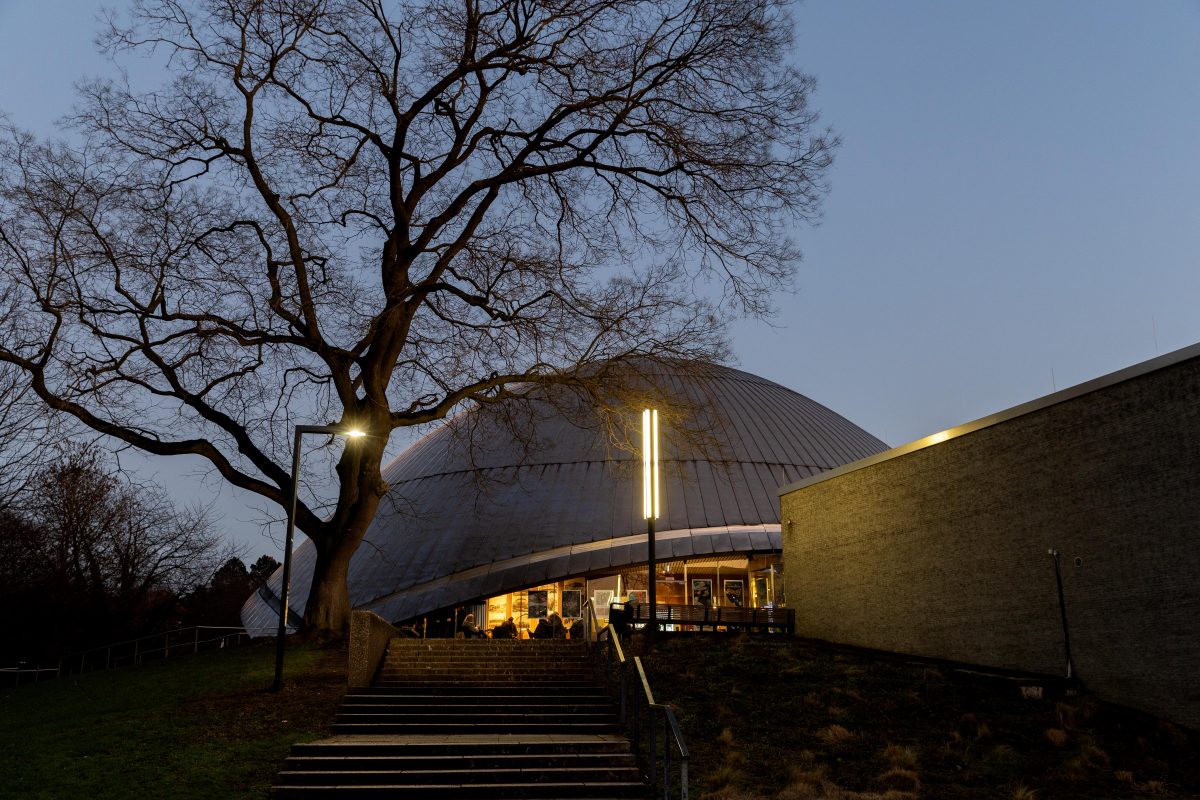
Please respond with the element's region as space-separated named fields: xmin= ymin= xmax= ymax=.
xmin=241 ymin=361 xmax=887 ymax=631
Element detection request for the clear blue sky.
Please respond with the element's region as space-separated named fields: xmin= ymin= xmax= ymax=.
xmin=3 ymin=1 xmax=1199 ymax=557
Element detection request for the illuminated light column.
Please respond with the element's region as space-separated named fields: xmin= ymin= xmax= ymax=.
xmin=643 ymin=408 xmax=660 ymax=634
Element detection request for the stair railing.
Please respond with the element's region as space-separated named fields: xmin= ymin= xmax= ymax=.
xmin=634 ymin=656 xmax=689 ymax=800
xmin=584 ymin=599 xmax=688 ymax=800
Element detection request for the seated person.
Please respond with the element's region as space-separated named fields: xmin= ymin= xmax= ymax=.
xmin=460 ymin=613 xmax=484 ymax=639
xmin=493 ymin=616 xmax=518 ymax=639
xmin=568 ymin=618 xmax=585 ymax=640
xmin=532 ymin=613 xmax=566 ymax=639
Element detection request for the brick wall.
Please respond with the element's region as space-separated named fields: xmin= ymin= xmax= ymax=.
xmin=780 ymin=353 xmax=1200 ymax=729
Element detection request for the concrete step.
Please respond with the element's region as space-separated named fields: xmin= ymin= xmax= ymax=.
xmin=271 ymin=783 xmax=644 ymax=799
xmin=284 ymin=753 xmax=638 ymax=771
xmin=272 ymin=639 xmax=639 ymax=800
xmin=376 ymin=671 xmax=597 ymax=676
xmin=334 ymin=711 xmax=616 ymax=724
xmin=328 ymin=722 xmax=619 ymax=735
xmin=347 ymin=686 xmax=608 ymax=696
xmin=340 ymin=704 xmax=614 ymax=716
xmin=345 ymin=695 xmax=609 ymax=705
xmin=276 ymin=766 xmax=642 ymax=786
xmin=370 ymin=682 xmax=600 ymax=690
xmin=287 ymin=739 xmax=633 ymax=758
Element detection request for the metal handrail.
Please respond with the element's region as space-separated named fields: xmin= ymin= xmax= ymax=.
xmin=587 ymin=599 xmax=688 ymax=800
xmin=635 ymin=656 xmax=689 ymax=800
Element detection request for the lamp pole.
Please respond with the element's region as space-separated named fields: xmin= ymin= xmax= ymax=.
xmin=272 ymin=424 xmax=364 ymax=693
xmin=643 ymin=408 xmax=660 ymax=635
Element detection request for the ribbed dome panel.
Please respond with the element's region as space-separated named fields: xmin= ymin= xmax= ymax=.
xmin=242 ymin=362 xmax=886 ymax=628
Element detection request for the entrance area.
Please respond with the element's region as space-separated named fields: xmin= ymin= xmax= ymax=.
xmin=463 ymin=555 xmax=785 ymax=638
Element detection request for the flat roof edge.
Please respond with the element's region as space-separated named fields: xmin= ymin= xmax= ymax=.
xmin=778 ymin=341 xmax=1200 ymax=497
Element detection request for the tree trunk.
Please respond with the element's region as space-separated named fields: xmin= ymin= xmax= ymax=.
xmin=304 ymin=544 xmax=354 ymax=640
xmin=302 ymin=450 xmax=387 ymax=639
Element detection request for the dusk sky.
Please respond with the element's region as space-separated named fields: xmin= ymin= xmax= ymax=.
xmin=2 ymin=1 xmax=1199 ymax=559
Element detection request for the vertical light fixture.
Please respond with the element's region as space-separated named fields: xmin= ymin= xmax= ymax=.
xmin=643 ymin=408 xmax=660 ymax=634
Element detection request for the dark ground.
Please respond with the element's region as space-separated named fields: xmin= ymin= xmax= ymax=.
xmin=633 ymin=635 xmax=1199 ymax=800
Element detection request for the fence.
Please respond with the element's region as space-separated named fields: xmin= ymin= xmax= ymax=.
xmin=2 ymin=625 xmax=279 ymax=687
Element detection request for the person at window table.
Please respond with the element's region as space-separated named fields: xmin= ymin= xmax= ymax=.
xmin=461 ymin=613 xmax=484 ymax=638
xmin=533 ymin=612 xmax=567 ymax=639
xmin=493 ymin=616 xmax=517 ymax=639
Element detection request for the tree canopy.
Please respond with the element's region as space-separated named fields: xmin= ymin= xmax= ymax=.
xmin=0 ymin=0 xmax=835 ymax=636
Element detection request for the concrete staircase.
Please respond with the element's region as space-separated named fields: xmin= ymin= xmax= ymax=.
xmin=272 ymin=638 xmax=645 ymax=799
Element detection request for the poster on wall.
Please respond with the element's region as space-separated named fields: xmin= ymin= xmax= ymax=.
xmin=626 ymin=589 xmax=649 ymax=606
xmin=592 ymin=589 xmax=614 ymax=614
xmin=691 ymin=578 xmax=713 ymax=607
xmin=527 ymin=590 xmax=549 ymax=619
xmin=561 ymin=589 xmax=582 ymax=619
xmin=723 ymin=579 xmax=744 ymax=607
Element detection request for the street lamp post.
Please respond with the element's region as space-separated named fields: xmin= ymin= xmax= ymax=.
xmin=272 ymin=424 xmax=364 ymax=693
xmin=642 ymin=408 xmax=660 ymax=635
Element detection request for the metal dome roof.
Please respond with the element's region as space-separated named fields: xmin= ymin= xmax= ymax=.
xmin=242 ymin=362 xmax=887 ymax=628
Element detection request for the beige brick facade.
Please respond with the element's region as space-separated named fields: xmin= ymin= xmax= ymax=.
xmin=780 ymin=348 xmax=1200 ymax=729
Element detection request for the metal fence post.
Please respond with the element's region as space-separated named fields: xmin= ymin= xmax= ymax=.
xmin=649 ymin=706 xmax=657 ymax=787
xmin=664 ymin=717 xmax=672 ymax=800
xmin=194 ymin=628 xmax=200 ymax=654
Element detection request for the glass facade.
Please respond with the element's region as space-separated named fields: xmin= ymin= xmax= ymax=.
xmin=475 ymin=555 xmax=784 ymax=637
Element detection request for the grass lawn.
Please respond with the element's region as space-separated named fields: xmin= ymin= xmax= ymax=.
xmin=0 ymin=639 xmax=344 ymax=800
xmin=635 ymin=635 xmax=1199 ymax=800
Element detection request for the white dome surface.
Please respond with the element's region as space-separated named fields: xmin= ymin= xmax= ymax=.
xmin=242 ymin=362 xmax=887 ymax=628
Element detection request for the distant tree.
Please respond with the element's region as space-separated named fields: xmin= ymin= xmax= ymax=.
xmin=0 ymin=0 xmax=835 ymax=637
xmin=25 ymin=446 xmax=233 ymax=633
xmin=248 ymin=555 xmax=281 ymax=589
xmin=183 ymin=556 xmax=253 ymax=626
xmin=0 ymin=446 xmax=237 ymax=658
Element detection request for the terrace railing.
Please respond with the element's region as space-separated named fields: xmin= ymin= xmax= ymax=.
xmin=625 ymin=602 xmax=794 ymax=634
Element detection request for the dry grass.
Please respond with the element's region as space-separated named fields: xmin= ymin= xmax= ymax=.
xmin=1044 ymin=727 xmax=1070 ymax=747
xmin=1113 ymin=770 xmax=1134 ymax=783
xmin=635 ymin=636 xmax=1200 ymax=799
xmin=817 ymin=724 xmax=855 ymax=746
xmin=874 ymin=768 xmax=920 ymax=793
xmin=882 ymin=744 xmax=919 ymax=769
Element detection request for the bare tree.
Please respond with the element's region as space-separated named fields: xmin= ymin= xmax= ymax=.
xmin=26 ymin=445 xmax=232 ymax=606
xmin=0 ymin=363 xmax=64 ymax=512
xmin=0 ymin=0 xmax=835 ymax=636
